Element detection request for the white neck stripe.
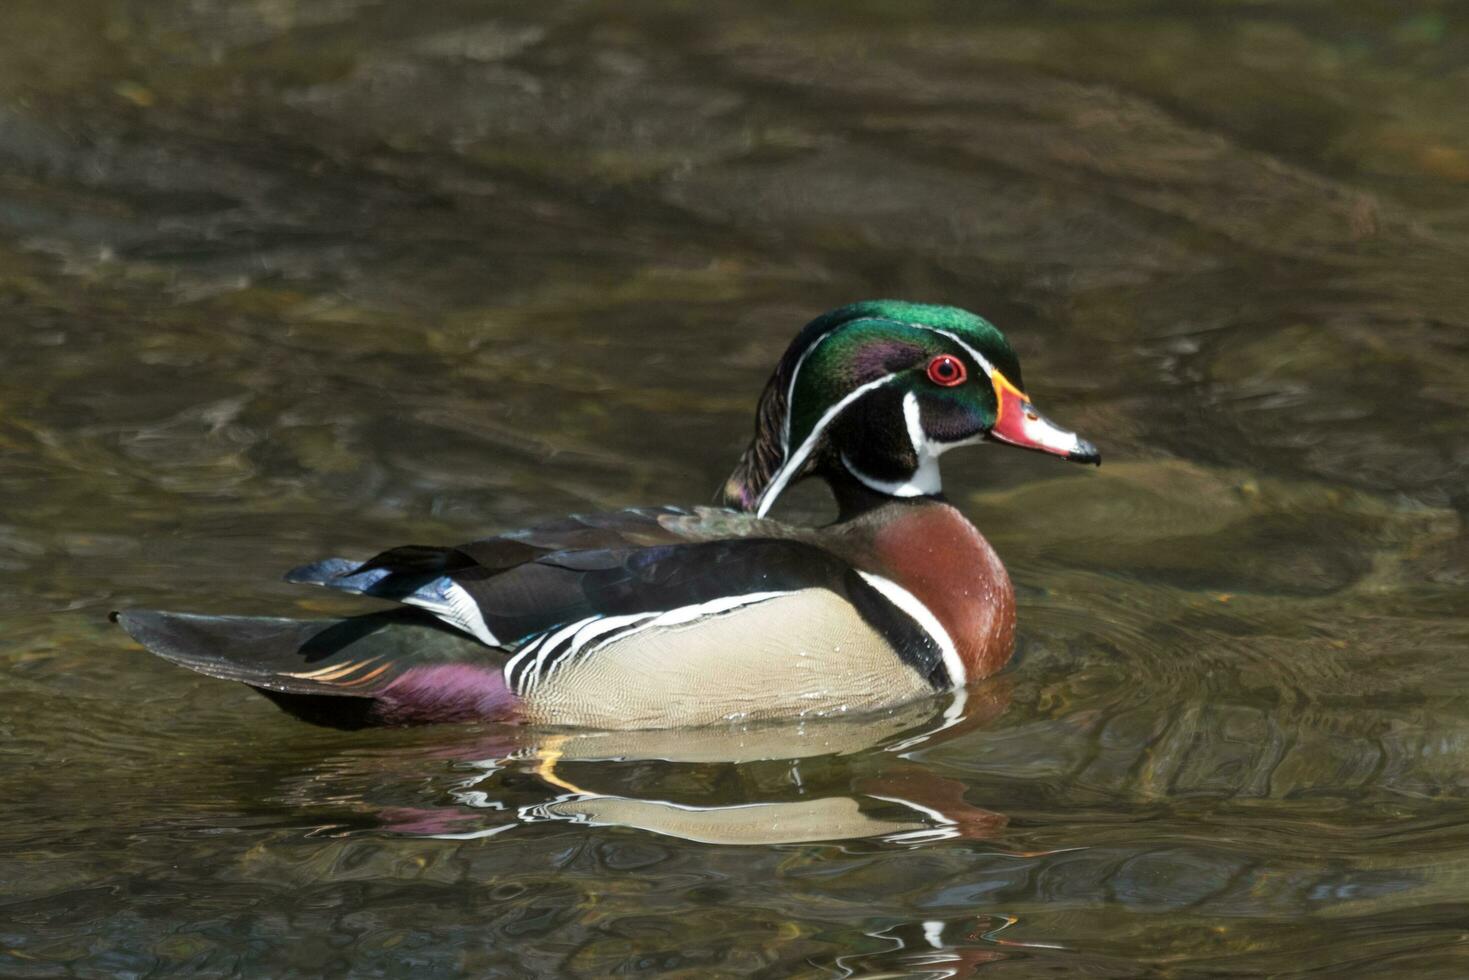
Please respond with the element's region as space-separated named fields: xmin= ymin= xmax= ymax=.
xmin=839 ymin=452 xmax=940 ymax=498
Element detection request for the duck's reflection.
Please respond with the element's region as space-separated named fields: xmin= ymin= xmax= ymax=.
xmin=378 ymin=676 xmax=1012 ymax=846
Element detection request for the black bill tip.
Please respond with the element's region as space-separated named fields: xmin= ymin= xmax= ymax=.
xmin=1067 ymin=439 xmax=1102 ymax=466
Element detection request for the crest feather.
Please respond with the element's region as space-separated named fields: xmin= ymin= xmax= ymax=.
xmin=722 ymin=370 xmax=792 ymax=511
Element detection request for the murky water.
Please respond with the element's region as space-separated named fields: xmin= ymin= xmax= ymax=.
xmin=3 ymin=1 xmax=1468 ymax=975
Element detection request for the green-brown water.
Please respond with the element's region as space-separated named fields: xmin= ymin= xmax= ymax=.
xmin=3 ymin=1 xmax=1469 ymax=975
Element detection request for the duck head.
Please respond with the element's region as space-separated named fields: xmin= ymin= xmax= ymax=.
xmin=724 ymin=300 xmax=1100 ymax=517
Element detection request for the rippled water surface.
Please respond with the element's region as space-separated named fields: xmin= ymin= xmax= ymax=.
xmin=3 ymin=1 xmax=1469 ymax=976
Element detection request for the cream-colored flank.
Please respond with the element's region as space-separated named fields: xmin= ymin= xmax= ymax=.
xmin=517 ymin=588 xmax=933 ymax=729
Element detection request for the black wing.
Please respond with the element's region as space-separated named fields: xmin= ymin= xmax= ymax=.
xmin=284 ymin=506 xmax=804 ymax=646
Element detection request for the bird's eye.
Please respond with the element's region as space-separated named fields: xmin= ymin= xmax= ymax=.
xmin=926 ymin=354 xmax=966 ymax=387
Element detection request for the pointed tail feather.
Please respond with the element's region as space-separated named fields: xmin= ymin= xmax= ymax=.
xmin=113 ymin=609 xmax=517 ymax=727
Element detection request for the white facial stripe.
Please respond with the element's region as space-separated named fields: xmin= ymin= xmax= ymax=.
xmin=839 ymin=392 xmax=941 ymax=498
xmin=857 ymin=571 xmax=965 ymax=688
xmin=840 ymin=453 xmax=941 ymax=497
xmin=901 ymin=389 xmax=925 ymax=457
xmin=780 ymin=339 xmax=825 ymax=457
xmin=918 ymin=325 xmax=997 ymax=377
xmin=762 ymin=316 xmax=1007 ymax=515
xmin=755 ymin=373 xmax=901 ymax=518
xmin=779 ymin=319 xmax=981 ymax=444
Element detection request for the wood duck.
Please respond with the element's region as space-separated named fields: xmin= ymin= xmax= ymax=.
xmin=116 ymin=300 xmax=1099 ymax=729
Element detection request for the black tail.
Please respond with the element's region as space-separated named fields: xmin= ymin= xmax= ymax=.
xmin=114 ymin=609 xmax=513 ymax=728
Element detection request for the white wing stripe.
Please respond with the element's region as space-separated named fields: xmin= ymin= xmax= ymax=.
xmin=579 ymin=591 xmax=791 ymax=661
xmin=445 ymin=582 xmax=499 ymax=646
xmin=400 ymin=578 xmax=500 ymax=646
xmin=509 ymin=592 xmax=792 ymax=694
xmin=503 ymin=632 xmax=551 ymax=691
xmin=527 ymin=616 xmax=600 ymax=689
xmin=546 ymin=613 xmax=657 ymax=678
xmin=649 ymin=591 xmax=789 ymax=626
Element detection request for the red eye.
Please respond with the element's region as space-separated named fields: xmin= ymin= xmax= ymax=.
xmin=926 ymin=354 xmax=966 ymax=387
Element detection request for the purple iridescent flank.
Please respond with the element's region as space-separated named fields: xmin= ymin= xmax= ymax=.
xmin=376 ymin=663 xmax=518 ymax=724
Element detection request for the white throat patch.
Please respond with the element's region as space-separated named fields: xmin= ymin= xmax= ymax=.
xmin=840 ymin=391 xmax=943 ymax=498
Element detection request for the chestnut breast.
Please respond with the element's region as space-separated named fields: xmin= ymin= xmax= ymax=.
xmin=848 ymin=502 xmax=1016 ymax=681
